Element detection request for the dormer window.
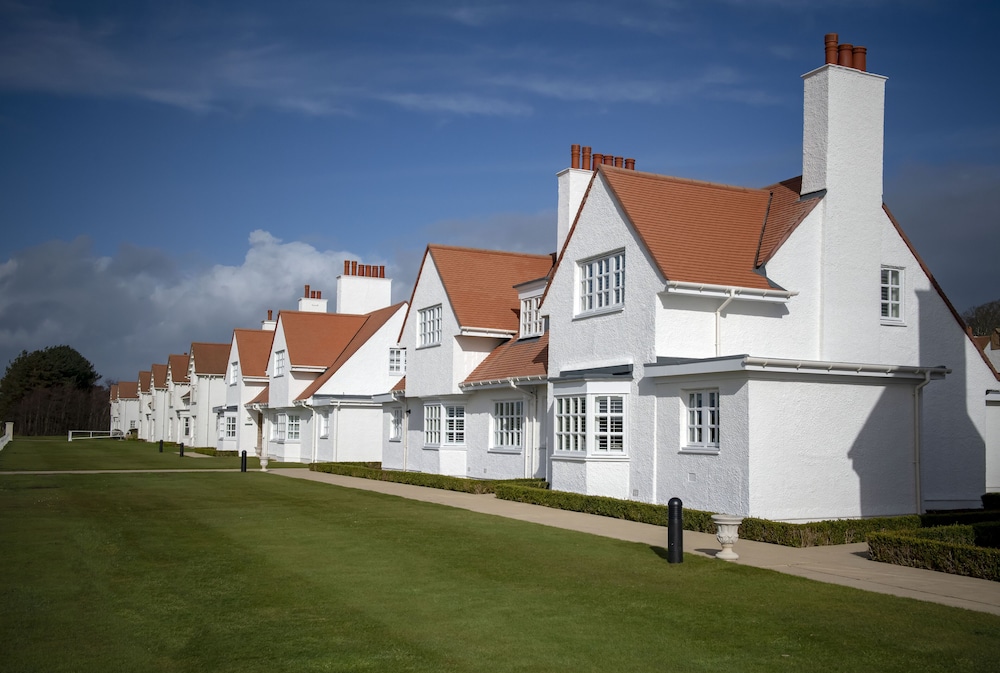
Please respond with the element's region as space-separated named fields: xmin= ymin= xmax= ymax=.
xmin=579 ymin=250 xmax=625 ymax=314
xmin=520 ymin=296 xmax=543 ymax=338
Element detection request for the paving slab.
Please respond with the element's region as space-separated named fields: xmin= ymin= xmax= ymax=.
xmin=269 ymin=468 xmax=1000 ymax=616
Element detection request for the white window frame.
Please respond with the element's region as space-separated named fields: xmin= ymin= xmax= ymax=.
xmin=276 ymin=413 xmax=287 ymax=441
xmin=390 ymin=407 xmax=403 ymax=442
xmin=418 ymin=305 xmax=443 ymax=347
xmin=183 ymin=416 xmax=190 ymax=437
xmin=319 ymin=410 xmax=329 ymax=438
xmin=520 ymin=296 xmax=543 ymax=338
xmin=225 ymin=415 xmax=236 ymax=439
xmin=555 ymin=396 xmax=587 ymax=453
xmin=593 ymin=395 xmax=624 ymax=452
xmin=492 ymin=400 xmax=523 ymax=450
xmin=444 ymin=405 xmax=465 ymax=444
xmin=389 ymin=347 xmax=407 ymax=374
xmin=424 ymin=404 xmax=441 ymax=445
xmin=229 ymin=361 xmax=239 ymax=386
xmin=881 ymin=266 xmax=904 ymax=324
xmin=287 ymin=414 xmax=301 ymax=441
xmin=274 ymin=350 xmax=286 ymax=377
xmin=578 ymin=250 xmax=625 ymax=314
xmin=684 ymin=389 xmax=720 ymax=453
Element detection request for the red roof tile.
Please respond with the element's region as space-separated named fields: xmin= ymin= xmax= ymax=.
xmin=138 ymin=370 xmax=151 ymax=393
xmin=463 ymin=332 xmax=548 ymax=385
xmin=118 ymin=381 xmax=139 ymax=399
xmin=296 ymin=303 xmax=406 ymax=400
xmin=234 ymin=329 xmax=274 ymax=378
xmin=151 ymin=364 xmax=168 ymax=389
xmin=249 ymin=384 xmax=269 ymax=405
xmin=168 ymin=354 xmax=189 ymax=383
xmin=756 ymin=176 xmax=822 ymax=266
xmin=190 ymin=342 xmax=230 ymax=376
xmin=279 ymin=311 xmax=369 ymax=368
xmin=391 ymin=376 xmax=406 ymax=392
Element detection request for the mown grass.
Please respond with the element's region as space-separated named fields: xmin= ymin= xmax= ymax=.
xmin=1 ymin=461 xmax=999 ymax=672
xmin=0 ymin=437 xmax=306 ymax=471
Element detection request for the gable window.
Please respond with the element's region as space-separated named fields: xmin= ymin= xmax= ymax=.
xmin=424 ymin=404 xmax=441 ymax=445
xmin=419 ymin=305 xmax=442 ymax=347
xmin=389 ymin=348 xmax=407 ymax=374
xmin=686 ymin=390 xmax=719 ymax=451
xmin=229 ymin=361 xmax=239 ymax=385
xmin=520 ymin=296 xmax=544 ymax=338
xmin=579 ymin=250 xmax=625 ymax=313
xmin=225 ymin=415 xmax=237 ymax=439
xmin=881 ymin=266 xmax=903 ymax=323
xmin=390 ymin=407 xmax=403 ymax=441
xmin=492 ymin=400 xmax=523 ymax=448
xmin=274 ymin=350 xmax=286 ymax=376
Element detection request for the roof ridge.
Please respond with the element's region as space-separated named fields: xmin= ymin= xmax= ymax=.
xmin=428 ymin=243 xmax=554 ymax=260
xmin=599 ymin=164 xmax=769 ymax=195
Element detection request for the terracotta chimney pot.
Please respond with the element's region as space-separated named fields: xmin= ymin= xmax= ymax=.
xmin=379 ymin=265 xmax=385 ymax=278
xmin=852 ymin=46 xmax=867 ymax=72
xmin=343 ymin=260 xmax=350 ymax=274
xmin=838 ymin=43 xmax=854 ymax=68
xmin=614 ymin=156 xmax=623 ymax=168
xmin=625 ymin=158 xmax=635 ymax=170
xmin=316 ymin=290 xmax=322 ymax=299
xmin=825 ymin=33 xmax=838 ymax=64
xmin=571 ymin=144 xmax=580 ymax=169
xmin=351 ymin=261 xmax=358 ymax=275
xmin=304 ymin=284 xmax=310 ymax=297
xmin=582 ymin=146 xmax=592 ymax=171
xmin=592 ymin=153 xmax=604 ymax=169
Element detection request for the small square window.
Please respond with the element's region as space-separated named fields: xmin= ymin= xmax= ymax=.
xmin=686 ymin=390 xmax=719 ymax=450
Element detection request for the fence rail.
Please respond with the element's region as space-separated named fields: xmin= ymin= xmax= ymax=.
xmin=68 ymin=429 xmax=124 ymax=442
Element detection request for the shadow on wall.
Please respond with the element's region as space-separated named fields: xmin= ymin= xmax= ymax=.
xmin=850 ymin=288 xmax=984 ymax=515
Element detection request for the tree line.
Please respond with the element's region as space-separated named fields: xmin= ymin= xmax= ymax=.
xmin=0 ymin=346 xmax=110 ymax=436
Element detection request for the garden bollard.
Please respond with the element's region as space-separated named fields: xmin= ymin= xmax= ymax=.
xmin=668 ymin=497 xmax=683 ymax=564
xmin=158 ymin=440 xmax=163 ymax=453
xmin=179 ymin=442 xmax=184 ymax=457
xmin=241 ymin=450 xmax=247 ymax=473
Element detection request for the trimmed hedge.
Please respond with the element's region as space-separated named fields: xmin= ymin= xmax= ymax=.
xmin=919 ymin=510 xmax=1000 ymax=527
xmin=739 ymin=515 xmax=922 ymax=547
xmin=309 ymin=462 xmax=546 ymax=494
xmin=868 ymin=530 xmax=1000 ymax=582
xmin=192 ymin=447 xmax=238 ymax=457
xmin=981 ymin=492 xmax=1000 ymax=510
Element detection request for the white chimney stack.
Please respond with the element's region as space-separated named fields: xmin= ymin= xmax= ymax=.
xmin=297 ymin=284 xmax=329 ymax=313
xmin=336 ymin=261 xmax=392 ymax=314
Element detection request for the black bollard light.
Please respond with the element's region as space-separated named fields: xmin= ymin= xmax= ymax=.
xmin=179 ymin=442 xmax=184 ymax=457
xmin=158 ymin=440 xmax=163 ymax=453
xmin=667 ymin=497 xmax=684 ymax=563
xmin=241 ymin=450 xmax=247 ymax=473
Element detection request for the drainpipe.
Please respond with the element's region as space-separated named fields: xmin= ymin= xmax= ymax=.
xmin=913 ymin=370 xmax=932 ymax=514
xmin=403 ymin=397 xmax=409 ymax=472
xmin=511 ymin=381 xmax=537 ymax=478
xmin=715 ymin=291 xmax=735 ymax=357
xmin=333 ymin=401 xmax=342 ymax=462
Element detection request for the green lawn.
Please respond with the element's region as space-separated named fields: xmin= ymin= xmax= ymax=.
xmin=0 ymin=436 xmax=306 ymax=471
xmin=1 ymin=442 xmax=999 ymax=672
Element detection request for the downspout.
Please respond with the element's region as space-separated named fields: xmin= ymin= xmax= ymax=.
xmin=715 ymin=291 xmax=735 ymax=357
xmin=333 ymin=401 xmax=342 ymax=462
xmin=403 ymin=397 xmax=409 ymax=472
xmin=913 ymin=370 xmax=932 ymax=514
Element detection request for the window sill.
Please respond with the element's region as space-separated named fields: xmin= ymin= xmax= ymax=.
xmin=389 ymin=438 xmax=402 ymax=443
xmin=680 ymin=446 xmax=720 ymax=455
xmin=552 ymin=452 xmax=629 ymax=462
xmin=488 ymin=447 xmax=523 ymax=455
xmin=880 ymin=319 xmax=906 ymax=327
xmin=416 ymin=343 xmax=441 ymax=351
xmin=423 ymin=444 xmax=467 ymax=452
xmin=573 ymin=305 xmax=624 ymax=321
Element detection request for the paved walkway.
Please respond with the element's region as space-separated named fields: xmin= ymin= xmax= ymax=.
xmin=269 ymin=468 xmax=1000 ymax=616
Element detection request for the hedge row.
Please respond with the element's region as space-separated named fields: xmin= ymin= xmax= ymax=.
xmin=868 ymin=531 xmax=1000 ymax=582
xmin=983 ymin=493 xmax=1000 ymax=510
xmin=309 ymin=462 xmax=546 ymax=494
xmin=492 ymin=485 xmax=935 ymax=547
xmin=192 ymin=447 xmax=238 ymax=457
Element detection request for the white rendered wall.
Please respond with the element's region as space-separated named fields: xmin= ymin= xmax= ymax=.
xmin=556 ymin=167 xmax=593 ymax=253
xmin=748 ymin=376 xmax=916 ymax=521
xmin=313 ymin=305 xmax=406 ymax=397
xmin=337 ymin=274 xmax=392 ymax=315
xmin=463 ymin=385 xmax=545 ymax=481
xmin=402 ymin=256 xmax=460 ymax=399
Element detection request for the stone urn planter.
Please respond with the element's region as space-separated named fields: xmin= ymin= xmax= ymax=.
xmin=711 ymin=514 xmax=744 ymax=560
xmin=259 ymin=451 xmax=269 ymax=473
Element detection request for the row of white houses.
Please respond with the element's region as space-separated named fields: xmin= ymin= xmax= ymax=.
xmin=111 ymin=35 xmax=1000 ymax=522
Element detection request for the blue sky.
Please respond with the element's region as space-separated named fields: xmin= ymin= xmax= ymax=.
xmin=1 ymin=0 xmax=998 ymax=383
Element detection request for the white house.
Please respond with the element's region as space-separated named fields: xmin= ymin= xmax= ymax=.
xmin=256 ymin=265 xmax=407 ymax=463
xmin=215 ymin=317 xmax=275 ymax=456
xmin=381 ymin=245 xmax=554 ymax=478
xmin=541 ymin=34 xmax=999 ymax=521
xmin=185 ymin=342 xmax=230 ymax=448
xmin=113 ymin=380 xmax=141 ymax=437
xmin=137 ymin=370 xmax=152 ymax=440
xmin=147 ymin=363 xmax=169 ymax=443
xmin=165 ymin=353 xmax=190 ymax=443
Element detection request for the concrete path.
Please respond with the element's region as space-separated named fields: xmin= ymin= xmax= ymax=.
xmin=270 ymin=468 xmax=1000 ymax=616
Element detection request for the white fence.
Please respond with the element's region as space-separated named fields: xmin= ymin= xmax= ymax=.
xmin=68 ymin=429 xmax=124 ymax=442
xmin=0 ymin=422 xmax=12 ymax=450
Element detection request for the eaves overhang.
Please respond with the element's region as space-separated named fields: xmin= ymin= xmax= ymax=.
xmin=458 ymin=326 xmax=518 ymax=339
xmin=663 ymin=280 xmax=797 ymax=303
xmin=645 ymin=354 xmax=951 ymax=380
xmin=460 ymin=375 xmax=548 ymax=391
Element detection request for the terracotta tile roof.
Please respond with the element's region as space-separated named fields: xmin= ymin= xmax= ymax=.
xmin=234 ymin=329 xmax=274 ymax=378
xmin=400 ymin=245 xmax=554 ymax=338
xmin=756 ymin=176 xmax=823 ymax=266
xmin=296 ymin=303 xmax=406 ymax=400
xmin=110 ymin=384 xmax=118 ymax=400
xmin=279 ymin=311 xmax=368 ymax=368
xmin=391 ymin=376 xmax=406 ymax=392
xmin=168 ymin=354 xmax=189 ymax=383
xmin=248 ymin=384 xmax=269 ymax=405
xmin=138 ymin=370 xmax=151 ymax=393
xmin=463 ymin=332 xmax=548 ymax=386
xmin=118 ymin=381 xmax=139 ymax=399
xmin=601 ymin=166 xmax=781 ymax=290
xmin=190 ymin=342 xmax=230 ymax=376
xmin=151 ymin=364 xmax=168 ymax=389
